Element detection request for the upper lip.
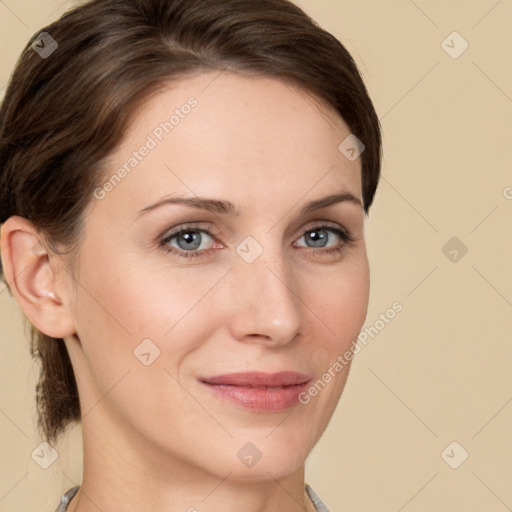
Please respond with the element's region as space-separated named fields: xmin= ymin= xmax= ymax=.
xmin=200 ymin=371 xmax=311 ymax=388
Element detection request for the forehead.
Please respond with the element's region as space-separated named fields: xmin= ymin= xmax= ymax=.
xmin=92 ymin=71 xmax=362 ymax=222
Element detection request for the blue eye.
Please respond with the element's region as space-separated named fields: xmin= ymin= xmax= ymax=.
xmin=160 ymin=224 xmax=353 ymax=259
xmin=295 ymin=225 xmax=352 ymax=251
xmin=160 ymin=226 xmax=216 ymax=259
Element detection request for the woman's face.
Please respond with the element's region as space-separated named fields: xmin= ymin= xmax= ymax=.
xmin=61 ymin=71 xmax=370 ymax=481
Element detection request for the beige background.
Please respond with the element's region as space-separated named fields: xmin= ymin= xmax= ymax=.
xmin=1 ymin=1 xmax=511 ymax=511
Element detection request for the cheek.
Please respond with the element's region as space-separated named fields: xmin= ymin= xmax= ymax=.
xmin=75 ymin=238 xmax=192 ymax=331
xmin=306 ymin=256 xmax=370 ymax=347
xmin=70 ymin=244 xmax=229 ymax=381
xmin=69 ymin=251 xmax=215 ymax=442
xmin=301 ymin=257 xmax=369 ymax=409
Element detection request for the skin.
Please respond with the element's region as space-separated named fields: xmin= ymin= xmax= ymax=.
xmin=1 ymin=71 xmax=370 ymax=512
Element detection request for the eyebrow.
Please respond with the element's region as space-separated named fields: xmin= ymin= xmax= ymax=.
xmin=135 ymin=190 xmax=363 ymax=220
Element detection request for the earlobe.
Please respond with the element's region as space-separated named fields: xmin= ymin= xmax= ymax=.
xmin=0 ymin=215 xmax=76 ymax=338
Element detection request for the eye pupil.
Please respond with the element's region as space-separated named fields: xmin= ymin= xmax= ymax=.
xmin=306 ymin=229 xmax=328 ymax=248
xmin=177 ymin=231 xmax=201 ymax=250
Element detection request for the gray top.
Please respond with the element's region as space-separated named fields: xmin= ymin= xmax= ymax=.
xmin=54 ymin=485 xmax=79 ymax=512
xmin=305 ymin=483 xmax=331 ymax=512
xmin=55 ymin=483 xmax=330 ymax=512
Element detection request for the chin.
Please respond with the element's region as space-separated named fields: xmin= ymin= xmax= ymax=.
xmin=225 ymin=459 xmax=305 ymax=482
xmin=221 ymin=436 xmax=311 ymax=482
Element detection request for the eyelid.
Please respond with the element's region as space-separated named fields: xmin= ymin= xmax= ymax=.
xmin=301 ymin=220 xmax=350 ymax=235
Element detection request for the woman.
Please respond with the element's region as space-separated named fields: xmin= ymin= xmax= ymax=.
xmin=0 ymin=0 xmax=381 ymax=510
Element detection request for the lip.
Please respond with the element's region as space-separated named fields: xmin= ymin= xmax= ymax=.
xmin=199 ymin=371 xmax=312 ymax=412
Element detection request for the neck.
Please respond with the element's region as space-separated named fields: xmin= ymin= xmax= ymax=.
xmin=65 ymin=407 xmax=316 ymax=512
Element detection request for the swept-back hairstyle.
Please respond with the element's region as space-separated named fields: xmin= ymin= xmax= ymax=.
xmin=0 ymin=0 xmax=381 ymax=444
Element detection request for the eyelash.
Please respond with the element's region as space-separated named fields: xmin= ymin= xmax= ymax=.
xmin=159 ymin=223 xmax=354 ymax=260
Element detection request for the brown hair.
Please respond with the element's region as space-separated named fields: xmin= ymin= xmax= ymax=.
xmin=0 ymin=0 xmax=382 ymax=445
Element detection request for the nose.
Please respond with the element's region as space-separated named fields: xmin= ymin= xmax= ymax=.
xmin=226 ymin=248 xmax=303 ymax=347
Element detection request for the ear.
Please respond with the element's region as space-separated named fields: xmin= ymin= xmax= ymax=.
xmin=0 ymin=216 xmax=76 ymax=338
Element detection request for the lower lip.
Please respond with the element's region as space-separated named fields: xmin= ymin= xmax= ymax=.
xmin=201 ymin=381 xmax=310 ymax=412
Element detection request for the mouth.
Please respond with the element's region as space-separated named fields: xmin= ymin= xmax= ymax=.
xmin=199 ymin=371 xmax=312 ymax=412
